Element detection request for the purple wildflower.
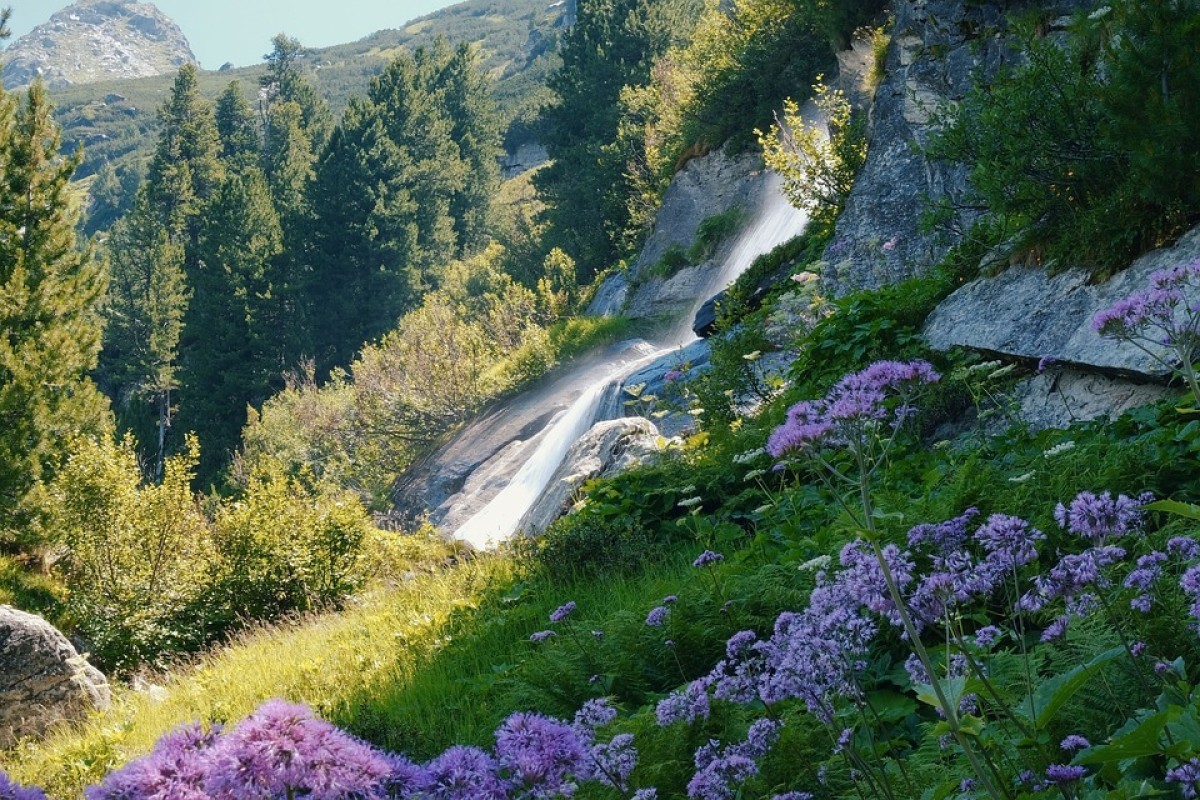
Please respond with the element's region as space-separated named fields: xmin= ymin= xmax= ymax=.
xmin=573 ymin=698 xmax=616 ymax=734
xmin=687 ymin=722 xmax=780 ymax=800
xmin=1167 ymin=758 xmax=1200 ymax=799
xmin=656 ymin=677 xmax=713 ymax=726
xmin=1060 ymin=735 xmax=1091 ymax=752
xmin=907 ymin=508 xmax=979 ymax=555
xmin=1125 ymin=551 xmax=1166 ymax=612
xmin=646 ymin=606 xmax=670 ymax=627
xmin=975 ymin=514 xmax=1044 ymax=572
xmin=633 ymin=790 xmax=658 ymax=800
xmin=1131 ymin=641 xmax=1147 ymax=656
xmin=1044 ymin=764 xmax=1087 ymax=784
xmin=383 ymin=755 xmax=433 ymax=799
xmin=693 ymin=550 xmax=724 ymax=568
xmin=425 ymin=746 xmax=506 ymax=800
xmin=588 ymin=733 xmax=637 ymax=791
xmin=85 ymin=723 xmax=221 ymax=800
xmin=663 ymin=595 xmax=678 ymax=605
xmin=530 ymin=630 xmax=556 ymax=643
xmin=1042 ymin=616 xmax=1070 ymax=641
xmin=550 ymin=601 xmax=577 ymax=623
xmin=1 ymin=773 xmax=49 ymax=800
xmin=773 ymin=794 xmax=814 ymax=800
xmin=203 ymin=700 xmax=393 ymax=800
xmin=973 ymin=626 xmax=1002 ymax=648
xmin=961 ymin=778 xmax=977 ymax=792
xmin=495 ymin=712 xmax=588 ymax=798
xmin=1168 ymin=537 xmax=1200 ymax=559
xmin=1054 ymin=491 xmax=1152 ymax=543
xmin=1037 ymin=355 xmax=1058 ymax=373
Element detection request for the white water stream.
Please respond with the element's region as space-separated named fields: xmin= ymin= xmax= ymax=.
xmin=454 ymin=174 xmax=809 ymax=549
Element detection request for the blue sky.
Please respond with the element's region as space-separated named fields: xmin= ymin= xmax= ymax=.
xmin=6 ymin=0 xmax=463 ymax=68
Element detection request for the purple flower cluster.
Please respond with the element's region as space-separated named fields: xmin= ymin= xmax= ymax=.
xmin=687 ymin=720 xmax=782 ymax=800
xmin=87 ymin=703 xmax=391 ymax=800
xmin=693 ymin=550 xmax=724 ymax=568
xmin=767 ymin=360 xmax=939 ymax=458
xmin=1167 ymin=758 xmax=1200 ymax=800
xmin=0 ymin=772 xmax=48 ymax=800
xmin=646 ymin=606 xmax=670 ymax=627
xmin=79 ymin=699 xmax=649 ymax=800
xmin=1054 ymin=491 xmax=1152 ymax=544
xmin=550 ymin=601 xmax=577 ymax=623
xmin=1093 ymin=259 xmax=1200 ymax=398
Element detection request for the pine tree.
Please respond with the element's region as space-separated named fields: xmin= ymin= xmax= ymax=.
xmin=436 ymin=41 xmax=502 ymax=256
xmin=215 ymin=81 xmax=260 ymax=170
xmin=101 ymin=196 xmax=188 ymax=479
xmin=0 ymin=80 xmax=110 ymax=544
xmin=180 ymin=167 xmax=284 ymax=482
xmin=307 ymin=100 xmax=419 ymax=373
xmin=260 ymin=34 xmax=333 ymax=152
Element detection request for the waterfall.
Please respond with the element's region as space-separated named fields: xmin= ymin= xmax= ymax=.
xmin=451 ymin=172 xmax=809 ymax=549
xmin=454 ymin=373 xmax=618 ymax=549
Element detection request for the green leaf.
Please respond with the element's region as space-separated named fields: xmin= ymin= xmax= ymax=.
xmin=1015 ymin=646 xmax=1124 ymax=729
xmin=1075 ymin=707 xmax=1182 ymax=765
xmin=866 ymin=690 xmax=919 ymax=723
xmin=1144 ymin=499 xmax=1200 ymax=520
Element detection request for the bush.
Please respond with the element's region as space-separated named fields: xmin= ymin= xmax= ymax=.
xmin=929 ymin=4 xmax=1200 ymax=275
xmin=48 ymin=434 xmax=215 ymax=670
xmin=212 ymin=462 xmax=372 ymax=624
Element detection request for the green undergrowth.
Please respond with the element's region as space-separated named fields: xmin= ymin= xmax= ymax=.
xmin=10 ymin=268 xmax=1200 ymax=798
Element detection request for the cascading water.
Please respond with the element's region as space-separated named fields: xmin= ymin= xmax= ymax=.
xmin=451 ymin=174 xmax=809 ymax=549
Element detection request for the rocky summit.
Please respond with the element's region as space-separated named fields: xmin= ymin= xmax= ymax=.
xmin=2 ymin=0 xmax=196 ymax=89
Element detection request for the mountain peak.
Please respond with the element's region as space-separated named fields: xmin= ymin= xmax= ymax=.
xmin=2 ymin=0 xmax=197 ymax=90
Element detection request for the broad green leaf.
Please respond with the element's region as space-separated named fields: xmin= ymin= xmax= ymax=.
xmin=1144 ymin=499 xmax=1200 ymax=520
xmin=1076 ymin=707 xmax=1181 ymax=765
xmin=866 ymin=690 xmax=919 ymax=723
xmin=1015 ymin=646 xmax=1124 ymax=729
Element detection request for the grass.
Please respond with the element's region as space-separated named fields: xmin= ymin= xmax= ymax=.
xmin=0 ymin=555 xmax=65 ymax=622
xmin=1 ymin=547 xmax=514 ymax=799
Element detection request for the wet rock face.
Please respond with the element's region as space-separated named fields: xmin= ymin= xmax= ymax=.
xmin=3 ymin=0 xmax=197 ymax=89
xmin=519 ymin=417 xmax=662 ymax=536
xmin=0 ymin=605 xmax=111 ymax=746
xmin=825 ymin=0 xmax=1089 ymax=294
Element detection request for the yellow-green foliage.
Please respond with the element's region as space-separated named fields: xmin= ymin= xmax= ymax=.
xmin=2 ymin=547 xmax=512 ymax=800
xmin=213 ymin=461 xmax=373 ymax=621
xmin=758 ymin=81 xmax=866 ymax=223
xmin=47 ymin=434 xmax=214 ymax=669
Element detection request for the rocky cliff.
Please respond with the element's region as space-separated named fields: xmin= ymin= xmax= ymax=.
xmin=2 ymin=0 xmax=196 ymax=90
xmin=825 ymin=0 xmax=1089 ymax=294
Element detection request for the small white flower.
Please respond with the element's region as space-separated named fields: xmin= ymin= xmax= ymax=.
xmin=743 ymin=468 xmax=767 ymax=481
xmin=678 ymin=496 xmax=703 ymax=508
xmin=1008 ymin=471 xmax=1035 ymax=483
xmin=1043 ymin=441 xmax=1076 ymax=458
xmin=799 ymin=555 xmax=832 ymax=572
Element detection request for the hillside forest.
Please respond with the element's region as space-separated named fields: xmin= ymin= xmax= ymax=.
xmin=3 ymin=0 xmax=1200 ymax=798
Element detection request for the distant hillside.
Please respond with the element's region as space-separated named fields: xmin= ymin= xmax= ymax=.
xmin=41 ymin=0 xmax=564 ymax=187
xmin=2 ymin=0 xmax=196 ymax=90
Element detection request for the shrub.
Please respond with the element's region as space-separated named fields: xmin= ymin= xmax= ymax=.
xmin=48 ymin=434 xmax=215 ymax=670
xmin=212 ymin=462 xmax=372 ymax=624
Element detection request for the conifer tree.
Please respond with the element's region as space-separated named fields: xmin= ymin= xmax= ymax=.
xmin=260 ymin=34 xmax=333 ymax=152
xmin=437 ymin=41 xmax=502 ymax=256
xmin=215 ymin=81 xmax=260 ymax=170
xmin=101 ymin=196 xmax=188 ymax=479
xmin=180 ymin=167 xmax=285 ymax=482
xmin=0 ymin=79 xmax=110 ymax=544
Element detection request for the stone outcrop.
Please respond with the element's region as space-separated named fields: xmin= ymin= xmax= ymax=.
xmin=500 ymin=142 xmax=549 ymax=179
xmin=925 ymin=226 xmax=1200 ymax=379
xmin=3 ymin=0 xmax=197 ymax=89
xmin=825 ymin=0 xmax=1089 ymax=294
xmin=518 ymin=418 xmax=661 ymax=535
xmin=1 ymin=605 xmax=111 ymax=746
xmin=586 ymin=147 xmax=765 ymax=318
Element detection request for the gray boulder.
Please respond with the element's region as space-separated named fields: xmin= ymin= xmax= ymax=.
xmin=925 ymin=226 xmax=1200 ymax=379
xmin=518 ymin=418 xmax=662 ymax=535
xmin=1 ymin=605 xmax=111 ymax=746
